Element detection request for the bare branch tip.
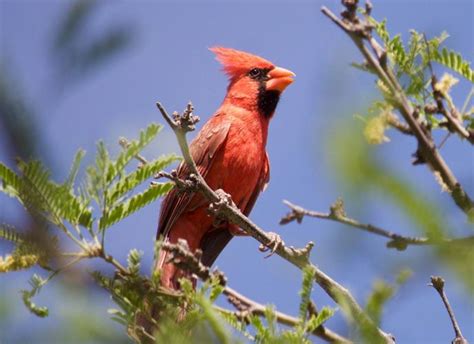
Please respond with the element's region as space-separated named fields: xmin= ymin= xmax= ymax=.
xmin=430 ymin=275 xmax=445 ymax=292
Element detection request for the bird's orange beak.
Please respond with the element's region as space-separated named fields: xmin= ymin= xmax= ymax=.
xmin=266 ymin=66 xmax=295 ymax=92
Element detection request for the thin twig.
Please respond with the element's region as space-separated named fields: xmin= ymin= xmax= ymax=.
xmin=429 ymin=276 xmax=468 ymax=344
xmin=119 ymin=137 xmax=149 ymax=165
xmin=99 ymin=250 xmax=129 ymax=276
xmin=386 ymin=115 xmax=414 ymax=136
xmin=155 ymin=102 xmax=394 ymax=343
xmin=321 ymin=4 xmax=474 ymax=217
xmin=281 ymin=200 xmax=474 ymax=251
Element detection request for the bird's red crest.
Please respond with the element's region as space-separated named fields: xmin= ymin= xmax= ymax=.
xmin=210 ymin=46 xmax=274 ymax=79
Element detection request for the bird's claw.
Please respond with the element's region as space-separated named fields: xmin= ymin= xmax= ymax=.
xmin=259 ymin=232 xmax=284 ymax=258
xmin=208 ymin=189 xmax=235 ymax=217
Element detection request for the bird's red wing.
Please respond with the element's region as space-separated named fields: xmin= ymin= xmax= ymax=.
xmin=199 ymin=152 xmax=270 ymax=267
xmin=242 ymin=152 xmax=270 ymax=216
xmin=156 ymin=119 xmax=231 ymax=241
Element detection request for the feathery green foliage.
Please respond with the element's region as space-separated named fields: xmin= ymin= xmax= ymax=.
xmin=365 ymin=269 xmax=413 ymax=326
xmin=107 ymin=155 xmax=178 ymax=206
xmin=65 ymin=149 xmax=86 ymax=189
xmin=1 ymin=159 xmax=93 ymax=229
xmin=434 ymin=48 xmax=474 ymax=82
xmin=294 ymin=266 xmax=335 ymax=341
xmin=328 ymin=119 xmax=473 ymax=291
xmin=0 ymin=123 xmax=176 ymax=322
xmin=106 ymin=124 xmax=162 ymax=183
xmin=127 ymin=249 xmax=143 ymax=278
xmin=362 ymin=15 xmax=473 ymax=138
xmin=99 ymin=182 xmax=173 ymax=230
xmin=298 ymin=265 xmax=315 ymax=322
xmin=0 ymin=162 xmax=22 ymax=199
xmin=21 ymin=274 xmax=49 ymax=317
xmin=220 ymin=266 xmax=335 ymax=344
xmin=0 ymin=224 xmax=56 ymax=273
xmin=0 ymin=224 xmax=24 ymax=244
xmin=304 ymin=307 xmax=335 ymax=334
xmin=365 ymin=280 xmax=394 ymax=326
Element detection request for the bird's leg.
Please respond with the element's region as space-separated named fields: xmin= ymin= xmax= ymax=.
xmin=258 ymin=232 xmax=284 ymax=258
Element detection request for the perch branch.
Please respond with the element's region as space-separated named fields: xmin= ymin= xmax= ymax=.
xmin=161 ymin=240 xmax=351 ymax=343
xmin=156 ymin=101 xmax=394 ymax=343
xmin=321 ymin=2 xmax=474 ymax=217
xmin=281 ymin=199 xmax=474 ymax=251
xmin=386 ymin=115 xmax=414 ymax=136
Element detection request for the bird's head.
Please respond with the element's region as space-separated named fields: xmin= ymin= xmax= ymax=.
xmin=210 ymin=46 xmax=295 ymax=118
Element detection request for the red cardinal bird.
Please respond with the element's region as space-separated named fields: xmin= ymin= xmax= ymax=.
xmin=156 ymin=47 xmax=294 ymax=289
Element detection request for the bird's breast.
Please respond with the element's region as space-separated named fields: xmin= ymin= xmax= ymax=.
xmin=207 ymin=115 xmax=267 ymax=209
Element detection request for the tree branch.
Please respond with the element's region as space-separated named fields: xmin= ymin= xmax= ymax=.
xmin=156 ymin=102 xmax=394 ymax=343
xmin=422 ymin=34 xmax=474 ymax=145
xmin=386 ymin=114 xmax=413 ymax=136
xmin=161 ymin=240 xmax=351 ymax=343
xmin=429 ymin=276 xmax=468 ymax=344
xmin=218 ymin=288 xmax=351 ymax=344
xmin=281 ymin=199 xmax=474 ymax=251
xmin=321 ymin=2 xmax=474 ymax=218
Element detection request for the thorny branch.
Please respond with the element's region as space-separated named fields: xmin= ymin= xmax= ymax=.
xmin=429 ymin=276 xmax=468 ymax=344
xmin=321 ymin=0 xmax=474 ymax=218
xmin=386 ymin=114 xmax=413 ymax=136
xmin=281 ymin=199 xmax=474 ymax=251
xmin=155 ymin=101 xmax=394 ymax=343
xmin=161 ymin=240 xmax=351 ymax=343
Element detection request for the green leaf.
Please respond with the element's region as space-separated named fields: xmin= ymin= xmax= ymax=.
xmin=298 ymin=266 xmax=315 ymax=321
xmin=434 ymin=48 xmax=474 ymax=82
xmin=127 ymin=249 xmax=143 ymax=277
xmin=65 ymin=149 xmax=86 ymax=189
xmin=108 ymin=308 xmax=128 ymax=326
xmin=220 ymin=311 xmax=250 ymax=338
xmin=0 ymin=224 xmax=55 ymax=273
xmin=369 ymin=17 xmax=390 ymax=44
xmin=106 ymin=123 xmax=162 ymax=183
xmin=107 ymin=154 xmax=178 ymax=206
xmin=0 ymin=224 xmax=24 ymax=244
xmin=193 ymin=293 xmax=231 ymax=344
xmin=17 ymin=160 xmax=93 ymax=229
xmin=250 ymin=314 xmax=270 ymax=342
xmin=388 ymin=35 xmax=408 ymax=69
xmin=0 ymin=162 xmax=22 ymax=199
xmin=365 ymin=280 xmax=394 ymax=325
xmin=96 ymin=140 xmax=111 ymax=182
xmin=264 ymin=305 xmax=277 ymax=336
xmin=208 ymin=276 xmax=224 ymax=302
xmin=304 ymin=307 xmax=336 ymax=333
xmin=1 ymin=252 xmax=39 ymax=273
xmin=396 ymin=268 xmax=413 ymax=285
xmin=21 ymin=274 xmax=49 ymax=317
xmin=99 ymin=182 xmax=173 ymax=230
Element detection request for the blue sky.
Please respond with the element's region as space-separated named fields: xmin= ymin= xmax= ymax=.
xmin=1 ymin=0 xmax=473 ymax=343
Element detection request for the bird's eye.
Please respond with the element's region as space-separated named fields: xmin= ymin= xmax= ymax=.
xmin=248 ymin=68 xmax=261 ymax=78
